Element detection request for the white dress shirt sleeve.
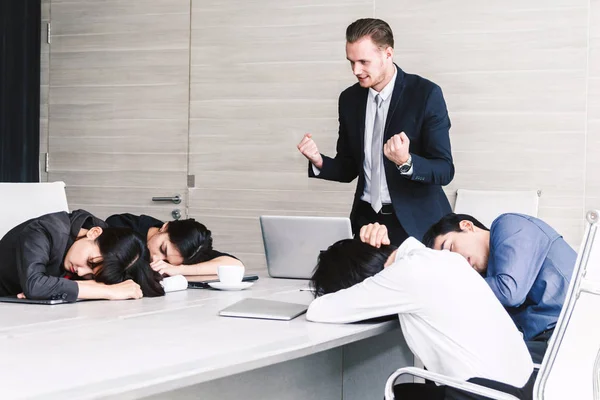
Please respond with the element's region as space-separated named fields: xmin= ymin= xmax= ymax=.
xmin=306 ymin=268 xmax=419 ymax=323
xmin=311 ymin=164 xmax=321 ymax=176
xmin=307 ymin=238 xmax=425 ymax=323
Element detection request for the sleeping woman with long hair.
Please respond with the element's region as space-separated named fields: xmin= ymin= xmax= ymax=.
xmin=105 ymin=213 xmax=243 ymax=277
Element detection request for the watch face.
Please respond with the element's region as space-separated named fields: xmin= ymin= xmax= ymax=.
xmin=399 ymin=164 xmax=411 ymax=173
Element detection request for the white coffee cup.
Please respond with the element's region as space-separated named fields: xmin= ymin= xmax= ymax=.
xmin=217 ymin=265 xmax=245 ymax=285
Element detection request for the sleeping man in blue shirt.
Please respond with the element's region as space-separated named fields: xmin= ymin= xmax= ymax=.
xmin=422 ymin=213 xmax=577 ymax=363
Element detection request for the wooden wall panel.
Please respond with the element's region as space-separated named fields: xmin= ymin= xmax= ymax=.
xmin=187 ymin=0 xmax=369 ymax=268
xmin=586 ymin=0 xmax=600 ymax=215
xmin=44 ymin=0 xmax=599 ymax=268
xmin=377 ymin=0 xmax=589 ymax=246
xmin=47 ymin=0 xmax=191 ymax=219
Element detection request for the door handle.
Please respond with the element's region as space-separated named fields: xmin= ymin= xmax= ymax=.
xmin=151 ymin=194 xmax=182 ymax=204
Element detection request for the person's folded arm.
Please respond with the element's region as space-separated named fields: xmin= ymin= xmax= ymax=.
xmin=307 ymin=269 xmax=418 ymax=324
xmin=76 ymin=280 xmax=142 ymax=300
xmin=17 ymin=229 xmax=79 ymax=302
xmin=153 ymin=249 xmax=245 ymax=276
xmin=181 ymin=255 xmax=244 ymax=276
xmin=485 ymin=217 xmax=550 ymax=307
xmin=309 ymin=94 xmax=359 ymax=183
xmin=409 ymin=85 xmax=454 ymax=186
xmin=76 ymin=280 xmax=112 ymax=299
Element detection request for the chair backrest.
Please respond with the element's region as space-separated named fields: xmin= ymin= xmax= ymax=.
xmin=453 ymin=189 xmax=540 ymax=228
xmin=0 ymin=181 xmax=69 ymax=240
xmin=594 ymin=349 xmax=600 ymax=400
xmin=534 ymin=210 xmax=600 ymax=400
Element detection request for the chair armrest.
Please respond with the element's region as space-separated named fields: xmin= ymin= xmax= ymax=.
xmin=384 ymin=367 xmax=521 ymax=400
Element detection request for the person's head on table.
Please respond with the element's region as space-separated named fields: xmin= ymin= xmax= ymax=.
xmin=311 ymin=223 xmax=399 ymax=296
xmin=64 ymin=227 xmax=165 ymax=297
xmin=146 ymin=219 xmax=213 ymax=266
xmin=105 ymin=213 xmax=244 ymax=277
xmin=422 ymin=213 xmax=490 ymax=274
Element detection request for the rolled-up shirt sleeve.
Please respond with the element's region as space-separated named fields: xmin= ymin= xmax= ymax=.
xmin=17 ymin=229 xmax=79 ymax=302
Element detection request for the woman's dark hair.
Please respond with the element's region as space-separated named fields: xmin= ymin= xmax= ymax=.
xmin=89 ymin=228 xmax=165 ymax=297
xmin=310 ymin=238 xmax=397 ymax=297
xmin=165 ymin=219 xmax=213 ymax=265
xmin=422 ymin=213 xmax=489 ymax=248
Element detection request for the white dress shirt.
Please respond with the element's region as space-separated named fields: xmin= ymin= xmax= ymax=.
xmin=312 ymin=67 xmax=413 ymax=207
xmin=307 ymin=238 xmax=533 ymax=388
xmin=360 ymin=67 xmax=397 ymax=205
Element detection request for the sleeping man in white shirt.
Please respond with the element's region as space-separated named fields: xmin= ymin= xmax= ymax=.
xmin=307 ymin=223 xmax=535 ymax=400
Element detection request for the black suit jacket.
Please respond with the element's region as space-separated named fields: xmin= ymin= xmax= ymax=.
xmin=309 ymin=66 xmax=454 ymax=240
xmin=0 ymin=210 xmax=106 ymax=301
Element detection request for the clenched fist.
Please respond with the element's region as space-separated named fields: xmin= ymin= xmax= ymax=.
xmin=297 ymin=133 xmax=324 ymax=169
xmin=383 ymin=132 xmax=410 ymax=166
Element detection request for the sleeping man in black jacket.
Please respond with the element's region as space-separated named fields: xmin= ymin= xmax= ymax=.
xmin=0 ymin=210 xmax=164 ymax=302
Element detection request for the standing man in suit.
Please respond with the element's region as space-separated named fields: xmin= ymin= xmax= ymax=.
xmin=297 ymin=18 xmax=454 ymax=244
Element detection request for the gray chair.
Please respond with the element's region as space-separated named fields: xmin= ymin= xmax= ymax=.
xmin=384 ymin=210 xmax=600 ymax=400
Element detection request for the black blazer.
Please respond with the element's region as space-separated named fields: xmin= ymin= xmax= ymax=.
xmin=0 ymin=210 xmax=106 ymax=301
xmin=309 ymin=66 xmax=454 ymax=240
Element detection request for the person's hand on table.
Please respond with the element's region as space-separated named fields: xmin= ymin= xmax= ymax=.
xmin=151 ymin=260 xmax=184 ymax=276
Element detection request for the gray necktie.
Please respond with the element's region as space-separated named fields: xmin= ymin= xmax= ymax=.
xmin=371 ymin=94 xmax=384 ymax=213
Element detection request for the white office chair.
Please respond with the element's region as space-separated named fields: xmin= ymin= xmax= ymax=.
xmin=384 ymin=210 xmax=600 ymax=400
xmin=0 ymin=181 xmax=69 ymax=240
xmin=593 ymin=349 xmax=600 ymax=400
xmin=594 ymin=349 xmax=600 ymax=399
xmin=453 ymin=189 xmax=540 ymax=228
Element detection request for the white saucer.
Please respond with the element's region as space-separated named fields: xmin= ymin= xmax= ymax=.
xmin=208 ymin=281 xmax=254 ymax=291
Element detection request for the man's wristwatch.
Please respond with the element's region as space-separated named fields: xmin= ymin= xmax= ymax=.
xmin=397 ymin=154 xmax=413 ymax=173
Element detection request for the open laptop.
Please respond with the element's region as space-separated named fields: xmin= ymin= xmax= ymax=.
xmin=259 ymin=215 xmax=353 ymax=279
xmin=219 ymin=298 xmax=308 ymax=321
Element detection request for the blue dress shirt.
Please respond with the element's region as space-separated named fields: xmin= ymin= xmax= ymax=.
xmin=486 ymin=214 xmax=577 ymax=341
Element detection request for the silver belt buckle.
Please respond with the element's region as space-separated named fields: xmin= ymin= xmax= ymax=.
xmin=380 ymin=205 xmax=393 ymax=215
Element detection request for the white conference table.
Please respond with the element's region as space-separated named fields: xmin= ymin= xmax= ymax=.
xmin=0 ymin=274 xmax=413 ymax=400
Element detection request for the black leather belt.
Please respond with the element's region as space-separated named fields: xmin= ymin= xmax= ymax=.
xmin=533 ymin=327 xmax=555 ymax=340
xmin=379 ymin=204 xmax=394 ymax=215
